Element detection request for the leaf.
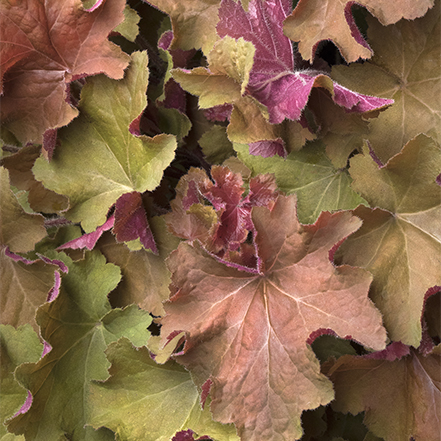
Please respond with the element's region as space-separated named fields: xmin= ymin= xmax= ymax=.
xmin=284 ymin=0 xmax=434 ymax=63
xmin=161 ymin=195 xmax=386 ymax=441
xmin=330 ymin=6 xmax=440 ymax=162
xmin=0 ymin=249 xmax=57 ymax=333
xmin=165 ymin=166 xmax=279 ymax=264
xmin=234 ymin=141 xmax=367 ymax=224
xmin=0 ymin=325 xmax=43 ymax=438
xmin=171 ymin=36 xmax=255 ymax=109
xmin=215 ymin=0 xmax=392 ymax=124
xmin=114 ymin=5 xmax=140 ymax=42
xmin=96 ymin=220 xmax=177 ymax=317
xmin=307 ymin=89 xmax=370 ymax=169
xmin=57 ymin=216 xmax=115 ymax=251
xmin=325 ymin=343 xmax=441 ymax=441
xmin=88 ymin=338 xmax=239 ymax=441
xmin=0 ymin=0 xmax=130 ymax=144
xmin=0 ymin=145 xmax=68 ymax=214
xmin=146 ymin=0 xmax=221 ymax=54
xmin=226 ymin=97 xmax=315 ymax=155
xmin=6 ymin=251 xmax=151 ymax=441
xmin=114 ymin=192 xmax=157 ymax=253
xmin=33 ymin=51 xmax=177 ymax=233
xmin=199 ymin=125 xmax=235 ymax=165
xmin=336 ymin=135 xmax=441 ymax=346
xmin=0 ymin=168 xmax=46 ymax=253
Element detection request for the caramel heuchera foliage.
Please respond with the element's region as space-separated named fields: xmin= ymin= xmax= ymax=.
xmin=1 ymin=0 xmax=440 ymax=440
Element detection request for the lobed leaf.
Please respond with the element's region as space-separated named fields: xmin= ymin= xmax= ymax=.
xmin=0 ymin=168 xmax=46 ymax=253
xmin=1 ymin=145 xmax=68 ymax=214
xmin=0 ymin=0 xmax=130 ymax=144
xmin=6 ymin=251 xmax=151 ymax=441
xmin=284 ymin=0 xmax=434 ymax=63
xmin=235 ymin=141 xmax=366 ymax=224
xmin=325 ymin=343 xmax=441 ymax=441
xmin=336 ymin=135 xmax=441 ymax=347
xmin=161 ymin=194 xmax=386 ymax=441
xmin=215 ymin=0 xmax=392 ymax=125
xmin=331 ymin=6 xmax=440 ymax=163
xmin=88 ymin=338 xmax=239 ymax=441
xmin=146 ymin=0 xmax=221 ymax=54
xmin=0 ymin=325 xmax=43 ymax=438
xmin=33 ymin=51 xmax=177 ymax=233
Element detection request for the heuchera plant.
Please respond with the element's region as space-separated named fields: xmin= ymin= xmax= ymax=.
xmin=0 ymin=0 xmax=440 ymax=440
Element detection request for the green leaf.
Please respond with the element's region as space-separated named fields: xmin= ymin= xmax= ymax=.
xmin=114 ymin=5 xmax=140 ymax=42
xmin=7 ymin=251 xmax=151 ymax=441
xmin=0 ymin=250 xmax=56 ymax=333
xmin=336 ymin=135 xmax=441 ymax=346
xmin=88 ymin=338 xmax=239 ymax=441
xmin=0 ymin=167 xmax=46 ymax=253
xmin=330 ymin=7 xmax=440 ymax=163
xmin=0 ymin=325 xmax=43 ymax=438
xmin=33 ymin=51 xmax=177 ymax=233
xmin=199 ymin=125 xmax=235 ymax=165
xmin=234 ymin=141 xmax=366 ymax=224
xmin=146 ymin=0 xmax=221 ymax=54
xmin=172 ymin=36 xmax=255 ymax=108
xmin=97 ymin=216 xmax=179 ymax=317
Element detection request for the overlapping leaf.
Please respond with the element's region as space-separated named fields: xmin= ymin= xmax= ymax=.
xmin=0 ymin=0 xmax=130 ymax=144
xmin=88 ymin=338 xmax=239 ymax=441
xmin=7 ymin=251 xmax=151 ymax=441
xmin=0 ymin=249 xmax=59 ymax=333
xmin=234 ymin=141 xmax=366 ymax=224
xmin=0 ymin=168 xmax=46 ymax=253
xmin=96 ymin=215 xmax=180 ymax=317
xmin=284 ymin=0 xmax=434 ymax=63
xmin=335 ymin=134 xmax=441 ymax=347
xmin=161 ymin=195 xmax=386 ymax=441
xmin=0 ymin=325 xmax=43 ymax=438
xmin=325 ymin=343 xmax=441 ymax=441
xmin=218 ymin=0 xmax=392 ymax=124
xmin=165 ymin=165 xmax=279 ymax=266
xmin=33 ymin=51 xmax=177 ymax=233
xmin=330 ymin=6 xmax=440 ymax=162
xmin=146 ymin=0 xmax=221 ymax=53
xmin=173 ymin=0 xmax=391 ymax=157
xmin=1 ymin=146 xmax=68 ymax=214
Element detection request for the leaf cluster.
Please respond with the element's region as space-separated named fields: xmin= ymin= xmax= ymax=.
xmin=1 ymin=0 xmax=440 ymax=440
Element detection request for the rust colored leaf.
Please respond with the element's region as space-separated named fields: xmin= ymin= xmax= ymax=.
xmin=161 ymin=195 xmax=386 ymax=441
xmin=325 ymin=343 xmax=441 ymax=441
xmin=0 ymin=0 xmax=130 ymax=144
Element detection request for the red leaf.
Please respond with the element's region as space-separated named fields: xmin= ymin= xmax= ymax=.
xmin=57 ymin=216 xmax=115 ymax=251
xmin=165 ymin=167 xmax=279 ymax=262
xmin=326 ymin=343 xmax=441 ymax=441
xmin=162 ymin=195 xmax=386 ymax=440
xmin=114 ymin=192 xmax=158 ymax=254
xmin=0 ymin=0 xmax=130 ymax=144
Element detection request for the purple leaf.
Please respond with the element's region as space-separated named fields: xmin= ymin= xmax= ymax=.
xmin=249 ymin=138 xmax=287 ymax=158
xmin=217 ymin=0 xmax=393 ymax=123
xmin=203 ymin=103 xmax=233 ymax=122
xmin=114 ymin=192 xmax=158 ymax=254
xmin=57 ymin=215 xmax=115 ymax=251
